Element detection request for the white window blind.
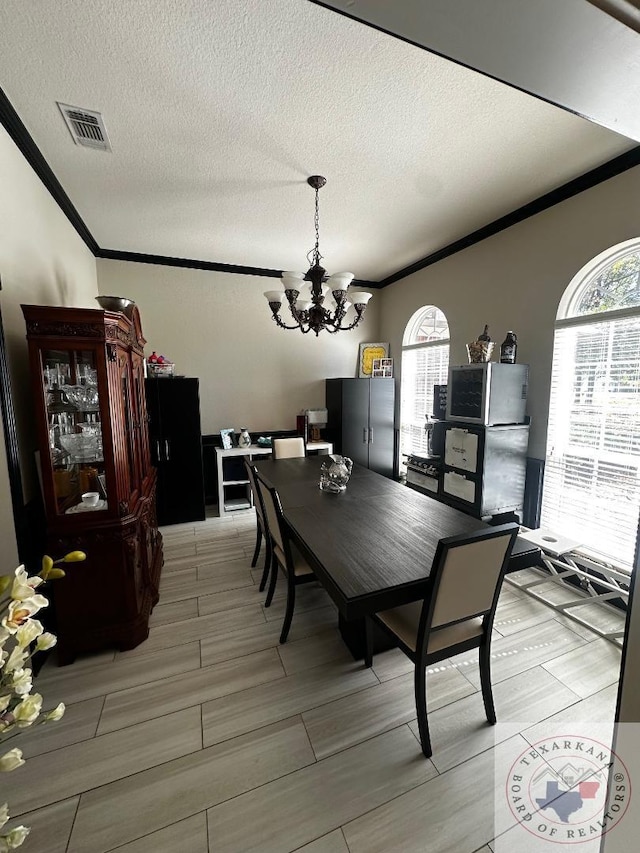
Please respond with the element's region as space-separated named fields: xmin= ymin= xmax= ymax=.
xmin=541 ymin=313 xmax=640 ymax=570
xmin=400 ymin=344 xmax=449 ymax=457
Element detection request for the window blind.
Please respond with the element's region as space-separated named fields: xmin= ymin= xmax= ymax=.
xmin=541 ymin=314 xmax=640 ymax=571
xmin=400 ymin=343 xmax=449 ymax=458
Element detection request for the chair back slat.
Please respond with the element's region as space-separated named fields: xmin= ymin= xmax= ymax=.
xmin=255 ymin=473 xmax=284 ymax=552
xmin=420 ymin=525 xmax=518 ymax=644
xmin=244 ymin=459 xmax=264 ymax=522
xmin=273 ymin=437 xmax=305 ymax=459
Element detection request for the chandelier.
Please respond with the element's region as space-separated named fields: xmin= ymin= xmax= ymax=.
xmin=264 ymin=176 xmax=372 ymax=335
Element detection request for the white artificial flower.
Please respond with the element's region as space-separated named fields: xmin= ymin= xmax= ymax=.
xmin=2 ymin=596 xmax=48 ymax=631
xmin=9 ymin=669 xmax=32 ymax=696
xmin=43 ymin=702 xmax=65 ymax=722
xmin=0 ymin=627 xmax=10 ymax=648
xmin=15 ymin=619 xmax=43 ymax=650
xmin=0 ymin=749 xmax=24 ymax=772
xmin=0 ymin=697 xmax=10 ymax=713
xmin=10 ymin=567 xmax=43 ymax=602
xmin=3 ymin=646 xmax=26 ymax=675
xmin=0 ymin=803 xmax=8 ymax=830
xmin=13 ymin=694 xmax=42 ymax=728
xmin=4 ymin=825 xmax=29 ymax=849
xmin=35 ymin=632 xmax=56 ymax=652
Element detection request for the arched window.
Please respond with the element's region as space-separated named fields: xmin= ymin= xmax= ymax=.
xmin=541 ymin=239 xmax=640 ymax=570
xmin=400 ymin=306 xmax=450 ymax=461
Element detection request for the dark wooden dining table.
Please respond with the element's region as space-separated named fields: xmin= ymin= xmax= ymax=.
xmin=253 ymin=456 xmax=541 ymax=656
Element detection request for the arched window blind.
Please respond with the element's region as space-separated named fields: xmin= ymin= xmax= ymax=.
xmin=541 ymin=243 xmax=640 ymax=570
xmin=400 ymin=306 xmax=449 ymax=460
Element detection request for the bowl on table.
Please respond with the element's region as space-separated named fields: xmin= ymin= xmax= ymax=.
xmin=59 ymin=433 xmax=99 ymax=462
xmin=95 ymin=296 xmax=135 ymax=316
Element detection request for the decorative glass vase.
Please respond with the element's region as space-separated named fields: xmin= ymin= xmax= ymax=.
xmin=319 ymin=455 xmax=353 ymax=493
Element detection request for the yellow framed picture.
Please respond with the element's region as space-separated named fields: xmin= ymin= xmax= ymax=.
xmin=358 ymin=342 xmax=389 ymax=377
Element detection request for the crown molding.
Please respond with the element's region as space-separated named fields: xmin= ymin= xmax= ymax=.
xmin=0 ymin=86 xmax=100 ymax=255
xmin=379 ymin=146 xmax=640 ymax=287
xmin=96 ymin=249 xmax=381 ymax=288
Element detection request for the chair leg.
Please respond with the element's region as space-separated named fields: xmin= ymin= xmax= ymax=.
xmin=258 ymin=537 xmax=272 ymax=592
xmin=279 ymin=581 xmax=296 ymax=644
xmin=414 ymin=665 xmax=432 ymax=758
xmin=250 ymin=524 xmax=262 ymax=568
xmin=479 ymin=639 xmax=497 ymax=724
xmin=264 ymin=553 xmax=279 ymax=607
xmin=364 ymin=617 xmax=373 ymax=668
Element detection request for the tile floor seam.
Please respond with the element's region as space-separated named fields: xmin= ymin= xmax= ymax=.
xmin=298 ymin=711 xmax=319 ymax=765
xmin=302 ymin=711 xmax=421 ymax=764
xmin=94 ymin=693 xmax=108 ymax=739
xmin=339 ymin=826 xmax=352 ymax=852
xmin=64 ymin=795 xmax=82 ymax=853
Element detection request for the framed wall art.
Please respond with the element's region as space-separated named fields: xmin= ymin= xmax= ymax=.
xmin=372 ymin=357 xmax=393 ymax=378
xmin=358 ymin=342 xmax=389 ymax=378
xmin=220 ymin=428 xmax=235 ymax=450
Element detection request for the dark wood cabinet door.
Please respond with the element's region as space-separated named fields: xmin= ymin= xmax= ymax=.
xmin=368 ymin=378 xmax=395 ymax=478
xmin=340 ymin=379 xmax=370 ymax=468
xmin=146 ymin=378 xmax=205 ymax=525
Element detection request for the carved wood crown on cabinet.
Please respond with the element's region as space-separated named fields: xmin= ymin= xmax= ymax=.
xmin=21 ymin=303 xmax=162 ymax=665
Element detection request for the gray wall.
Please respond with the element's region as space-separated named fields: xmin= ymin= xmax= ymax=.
xmin=97 ymin=259 xmax=380 ymax=436
xmin=378 ymin=164 xmax=640 ymax=459
xmin=0 ymin=126 xmax=98 ymax=564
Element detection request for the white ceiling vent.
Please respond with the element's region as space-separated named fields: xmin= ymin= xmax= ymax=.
xmin=57 ymin=102 xmax=111 ymax=151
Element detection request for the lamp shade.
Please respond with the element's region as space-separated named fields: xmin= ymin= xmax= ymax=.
xmin=264 ymin=290 xmax=284 ymax=303
xmin=349 ymin=291 xmax=373 ymax=306
xmin=328 ymin=272 xmax=354 ymax=286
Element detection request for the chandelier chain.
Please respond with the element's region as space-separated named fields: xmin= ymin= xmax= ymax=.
xmin=308 ymin=185 xmax=323 ymax=267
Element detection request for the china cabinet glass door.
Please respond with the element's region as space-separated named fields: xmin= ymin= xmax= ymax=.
xmin=43 ymin=347 xmax=108 ymax=515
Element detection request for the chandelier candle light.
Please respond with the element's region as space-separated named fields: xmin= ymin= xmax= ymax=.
xmin=264 ymin=176 xmax=373 ymax=335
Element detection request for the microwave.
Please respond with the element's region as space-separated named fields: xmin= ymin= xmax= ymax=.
xmin=446 ymin=363 xmax=528 ymax=425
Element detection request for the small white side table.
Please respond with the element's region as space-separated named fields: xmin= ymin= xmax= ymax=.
xmin=216 ymin=445 xmax=271 ymax=513
xmin=306 ymin=441 xmax=333 ymax=455
xmin=215 ymin=441 xmax=334 ymax=512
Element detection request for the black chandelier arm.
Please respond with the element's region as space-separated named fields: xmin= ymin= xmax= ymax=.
xmin=270 ymin=312 xmax=303 ymax=331
xmin=323 ymin=305 xmax=367 ymax=332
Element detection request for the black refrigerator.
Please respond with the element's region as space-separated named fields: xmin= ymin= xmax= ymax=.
xmin=145 ymin=377 xmax=206 ymax=525
xmin=325 ymin=378 xmax=396 ymax=478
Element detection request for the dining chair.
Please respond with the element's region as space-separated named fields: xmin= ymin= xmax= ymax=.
xmin=365 ymin=522 xmax=519 ymax=758
xmin=244 ymin=459 xmax=272 ymax=592
xmin=272 ymin=437 xmax=305 ymax=459
xmin=255 ymin=469 xmax=316 ymax=643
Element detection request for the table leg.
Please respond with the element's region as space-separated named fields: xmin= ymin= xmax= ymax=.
xmin=338 ymin=614 xmax=397 ymax=661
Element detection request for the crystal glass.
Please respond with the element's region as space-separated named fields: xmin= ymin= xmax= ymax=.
xmin=319 ymin=455 xmax=353 ymax=493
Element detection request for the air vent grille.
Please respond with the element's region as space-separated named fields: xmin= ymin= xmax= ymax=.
xmin=57 ymin=102 xmax=111 ymax=151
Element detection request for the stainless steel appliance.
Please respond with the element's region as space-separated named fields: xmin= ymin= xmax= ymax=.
xmin=446 ymin=362 xmax=528 ymax=425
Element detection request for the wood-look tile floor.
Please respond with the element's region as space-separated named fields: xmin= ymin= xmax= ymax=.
xmin=16 ymin=509 xmax=622 ymax=853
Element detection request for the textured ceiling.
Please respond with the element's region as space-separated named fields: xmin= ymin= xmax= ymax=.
xmin=0 ymin=0 xmax=635 ymax=281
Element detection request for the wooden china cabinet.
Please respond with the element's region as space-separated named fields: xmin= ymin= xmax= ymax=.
xmin=22 ymin=304 xmax=163 ymax=664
